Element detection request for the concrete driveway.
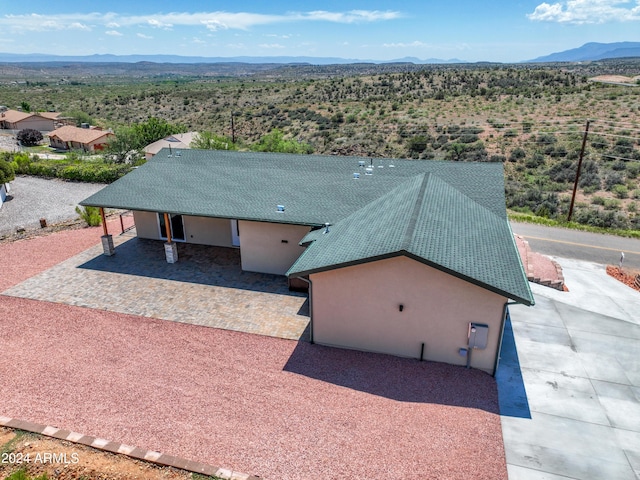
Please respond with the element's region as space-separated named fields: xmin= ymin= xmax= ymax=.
xmin=499 ymin=257 xmax=640 ymax=479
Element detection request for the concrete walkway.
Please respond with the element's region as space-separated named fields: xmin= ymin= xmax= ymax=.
xmin=499 ymin=257 xmax=640 ymax=479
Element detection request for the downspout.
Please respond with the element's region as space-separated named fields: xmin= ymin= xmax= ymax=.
xmin=492 ymin=301 xmax=519 ymax=377
xmin=296 ymin=276 xmax=313 ymax=344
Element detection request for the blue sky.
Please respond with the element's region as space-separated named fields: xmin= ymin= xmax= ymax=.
xmin=1 ymin=1 xmax=639 ymax=62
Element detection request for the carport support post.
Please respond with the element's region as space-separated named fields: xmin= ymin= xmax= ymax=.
xmin=163 ymin=212 xmax=178 ymax=264
xmin=99 ymin=207 xmax=115 ymax=256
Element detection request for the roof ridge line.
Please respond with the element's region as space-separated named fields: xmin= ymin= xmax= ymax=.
xmin=401 ymin=173 xmax=430 ymax=251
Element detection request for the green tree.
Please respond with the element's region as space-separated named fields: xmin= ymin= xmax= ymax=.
xmin=63 ymin=109 xmax=95 ymax=127
xmin=190 ymin=131 xmax=237 ymax=150
xmin=251 ymin=129 xmax=313 ymax=154
xmin=17 ymin=128 xmax=44 ymax=146
xmin=20 ymin=101 xmax=31 ymax=112
xmin=104 ymin=126 xmax=144 ymax=164
xmin=132 ymin=117 xmax=186 ymax=148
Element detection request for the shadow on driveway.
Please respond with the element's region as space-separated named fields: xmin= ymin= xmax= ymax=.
xmin=283 ymin=340 xmax=501 ymax=411
xmin=496 ymin=313 xmax=532 ymax=419
xmin=78 ymin=237 xmax=296 ymax=295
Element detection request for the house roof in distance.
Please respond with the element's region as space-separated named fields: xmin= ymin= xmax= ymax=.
xmin=48 ymin=125 xmax=113 ymax=144
xmin=81 ymin=149 xmax=534 ymax=305
xmin=143 ymin=132 xmax=199 ymax=156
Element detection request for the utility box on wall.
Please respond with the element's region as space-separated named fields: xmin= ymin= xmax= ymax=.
xmin=468 ymin=323 xmax=489 ymax=350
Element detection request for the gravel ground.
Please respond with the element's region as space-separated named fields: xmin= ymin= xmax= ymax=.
xmin=0 ymin=175 xmax=106 ymax=236
xmin=0 ymin=228 xmax=508 ymax=480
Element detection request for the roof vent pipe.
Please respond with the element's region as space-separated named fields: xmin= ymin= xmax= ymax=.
xmin=323 ymin=222 xmax=330 ymax=234
xmin=277 ymin=205 xmax=285 ymax=213
xmin=358 ymin=160 xmax=366 ymax=167
xmin=365 ymin=167 xmax=373 ymax=176
xmin=353 ymin=172 xmax=360 ymax=179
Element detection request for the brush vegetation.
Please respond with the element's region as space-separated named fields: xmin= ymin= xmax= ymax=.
xmin=1 ymin=58 xmax=639 ymax=232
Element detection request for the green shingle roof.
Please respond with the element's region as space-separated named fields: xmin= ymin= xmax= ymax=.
xmin=287 ymin=173 xmax=534 ymax=305
xmin=81 ymin=149 xmax=534 ymax=305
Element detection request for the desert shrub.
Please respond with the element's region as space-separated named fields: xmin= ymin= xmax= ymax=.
xmin=605 ymin=172 xmax=625 ymax=190
xmin=508 ymin=189 xmax=559 ymax=217
xmin=17 ymin=128 xmax=44 ymax=146
xmin=591 ymin=196 xmax=606 ymax=205
xmin=508 ymin=147 xmax=526 ymax=162
xmin=603 ymin=198 xmax=621 ymax=210
xmin=627 ymin=162 xmax=640 ymax=179
xmin=406 ymin=135 xmax=431 ymax=154
xmin=75 ymin=205 xmax=102 ymax=226
xmin=573 ymin=208 xmax=629 ymax=229
xmin=547 ymin=159 xmax=575 ymax=183
xmin=611 ymin=160 xmax=627 ymax=171
xmin=488 ymin=154 xmax=506 ymax=163
xmin=632 ymin=189 xmax=640 ymax=199
xmin=0 ymin=158 xmax=15 ymax=183
xmin=612 ymin=185 xmax=629 ymax=199
xmin=525 ymin=153 xmax=545 ymax=168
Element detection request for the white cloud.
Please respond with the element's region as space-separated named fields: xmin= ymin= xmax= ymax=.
xmin=137 ymin=33 xmax=153 ymax=39
xmin=383 ymin=41 xmax=428 ymax=48
xmin=147 ymin=18 xmax=173 ymax=29
xmin=192 ymin=37 xmax=206 ymax=44
xmin=105 ymin=30 xmax=123 ymax=36
xmin=258 ymin=43 xmax=285 ymax=49
xmin=528 ymin=0 xmax=640 ymax=24
xmin=1 ymin=9 xmax=400 ymax=33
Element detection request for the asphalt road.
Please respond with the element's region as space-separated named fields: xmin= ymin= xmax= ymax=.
xmin=511 ymin=221 xmax=640 ymax=271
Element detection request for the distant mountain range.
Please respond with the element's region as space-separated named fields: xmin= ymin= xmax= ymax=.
xmin=0 ymin=53 xmax=464 ymax=65
xmin=528 ymin=42 xmax=640 ymax=62
xmin=0 ymin=42 xmax=638 ymax=65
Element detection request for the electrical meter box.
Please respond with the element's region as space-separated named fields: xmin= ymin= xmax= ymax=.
xmin=468 ymin=323 xmax=489 ymax=350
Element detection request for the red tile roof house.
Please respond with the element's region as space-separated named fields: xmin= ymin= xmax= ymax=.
xmin=81 ymin=150 xmax=534 ymax=375
xmin=0 ymin=109 xmax=59 ymax=131
xmin=47 ymin=125 xmax=114 ymax=152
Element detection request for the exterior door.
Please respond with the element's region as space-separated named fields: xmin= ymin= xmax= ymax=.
xmin=158 ymin=213 xmax=186 ymax=242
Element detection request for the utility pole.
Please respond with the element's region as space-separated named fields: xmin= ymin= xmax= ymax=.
xmin=567 ymin=120 xmax=590 ymax=222
xmin=231 ymin=112 xmax=236 ymax=144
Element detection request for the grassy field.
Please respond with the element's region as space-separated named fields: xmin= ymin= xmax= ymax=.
xmin=1 ymin=58 xmax=639 ymax=231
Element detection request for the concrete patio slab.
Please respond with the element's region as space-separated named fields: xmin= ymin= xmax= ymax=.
xmin=500 ymin=257 xmax=640 ymax=480
xmin=2 ymin=233 xmax=310 ymax=340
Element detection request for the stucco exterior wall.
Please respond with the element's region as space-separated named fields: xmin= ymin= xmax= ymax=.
xmin=239 ymin=220 xmax=310 ymax=275
xmin=133 ymin=211 xmax=160 ymax=240
xmin=133 ymin=211 xmax=234 ymax=247
xmin=309 ymin=256 xmax=507 ymax=374
xmin=183 ymin=216 xmax=233 ymax=247
xmin=14 ymin=116 xmax=55 ymax=132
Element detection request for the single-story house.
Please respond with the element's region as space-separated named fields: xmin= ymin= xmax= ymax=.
xmin=80 ymin=150 xmax=534 ymax=374
xmin=143 ymin=132 xmax=198 ymax=160
xmin=48 ymin=125 xmax=114 ymax=152
xmin=0 ymin=109 xmax=59 ymax=132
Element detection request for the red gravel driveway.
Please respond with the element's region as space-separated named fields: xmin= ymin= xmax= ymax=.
xmin=0 ymin=228 xmax=507 ymax=480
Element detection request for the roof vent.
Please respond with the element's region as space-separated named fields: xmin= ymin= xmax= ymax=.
xmin=176 ymin=150 xmax=181 ymax=157
xmin=358 ymin=160 xmax=366 ymax=167
xmin=389 ymin=164 xmax=395 ymax=168
xmin=365 ymin=167 xmax=373 ymax=176
xmin=353 ymin=172 xmax=360 ymax=179
xmin=323 ymin=222 xmax=330 ymax=234
xmin=277 ymin=205 xmax=285 ymax=213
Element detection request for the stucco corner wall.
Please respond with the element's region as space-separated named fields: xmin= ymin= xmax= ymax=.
xmin=309 ymin=256 xmax=507 ymax=374
xmin=133 ymin=211 xmax=160 ymax=240
xmin=183 ymin=216 xmax=233 ymax=247
xmin=239 ymin=220 xmax=310 ymax=275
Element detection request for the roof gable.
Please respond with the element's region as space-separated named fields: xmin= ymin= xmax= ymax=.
xmin=48 ymin=125 xmax=113 ymax=144
xmin=288 ymin=173 xmax=534 ymax=305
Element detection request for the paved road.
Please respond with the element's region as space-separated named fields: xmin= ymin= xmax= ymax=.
xmin=511 ymin=221 xmax=640 ymax=271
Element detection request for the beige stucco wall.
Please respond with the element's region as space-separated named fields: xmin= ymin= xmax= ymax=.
xmin=239 ymin=220 xmax=310 ymax=275
xmin=15 ymin=116 xmax=55 ymax=132
xmin=133 ymin=211 xmax=161 ymax=240
xmin=183 ymin=216 xmax=233 ymax=247
xmin=309 ymin=256 xmax=507 ymax=374
xmin=133 ymin=211 xmax=234 ymax=247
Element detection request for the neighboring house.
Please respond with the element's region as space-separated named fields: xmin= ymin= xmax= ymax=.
xmin=0 ymin=109 xmax=58 ymax=132
xmin=80 ymin=150 xmax=534 ymax=374
xmin=143 ymin=132 xmax=198 ymax=160
xmin=48 ymin=125 xmax=114 ymax=152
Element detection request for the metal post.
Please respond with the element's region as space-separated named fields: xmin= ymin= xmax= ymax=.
xmin=99 ymin=207 xmax=108 ymax=236
xmin=567 ymin=120 xmax=590 ymax=222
